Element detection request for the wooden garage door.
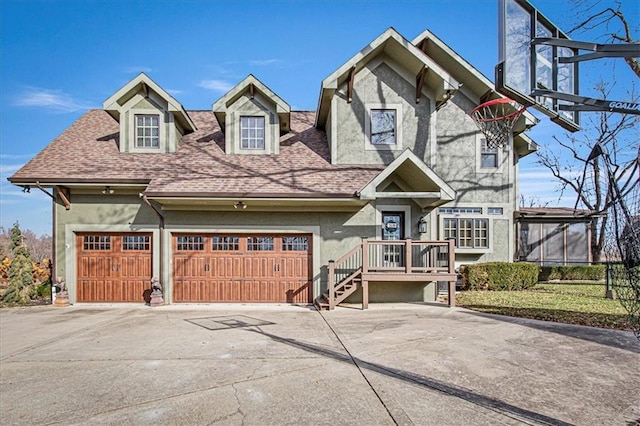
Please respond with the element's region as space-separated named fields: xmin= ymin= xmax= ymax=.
xmin=76 ymin=233 xmax=152 ymax=302
xmin=173 ymin=234 xmax=312 ymax=303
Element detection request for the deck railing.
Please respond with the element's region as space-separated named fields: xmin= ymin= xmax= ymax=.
xmin=327 ymin=239 xmax=456 ymax=309
xmin=328 ymin=243 xmax=363 ymax=308
xmin=363 ymin=239 xmax=454 ymax=274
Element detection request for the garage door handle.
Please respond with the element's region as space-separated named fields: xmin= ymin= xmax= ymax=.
xmin=274 ymin=264 xmax=280 ymax=272
xmin=204 ymin=263 xmax=210 ymax=272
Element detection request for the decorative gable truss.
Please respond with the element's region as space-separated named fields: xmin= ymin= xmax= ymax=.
xmin=359 ymin=149 xmax=455 ymax=209
xmin=316 ymin=27 xmax=460 ymax=129
xmin=212 ymin=74 xmax=291 ymax=155
xmin=103 ymin=73 xmax=196 ymax=153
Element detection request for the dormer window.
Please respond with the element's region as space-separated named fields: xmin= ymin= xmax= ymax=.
xmin=135 ymin=114 xmax=160 ymax=148
xmin=213 ymin=75 xmax=290 ymax=155
xmin=240 ymin=116 xmax=265 ymax=150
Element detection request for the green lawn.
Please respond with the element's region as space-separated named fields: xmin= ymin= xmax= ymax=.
xmin=456 ymin=282 xmax=633 ymax=331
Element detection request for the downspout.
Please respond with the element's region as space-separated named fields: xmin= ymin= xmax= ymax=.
xmin=140 ymin=194 xmax=165 ymax=300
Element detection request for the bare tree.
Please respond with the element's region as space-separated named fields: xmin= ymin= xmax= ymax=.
xmin=568 ymin=0 xmax=640 ymax=78
xmin=537 ymin=83 xmax=639 ymax=262
xmin=21 ymin=230 xmax=52 ymax=263
xmin=0 ymin=226 xmax=52 ymax=262
xmin=0 ymin=227 xmax=9 ymax=260
xmin=519 ymin=194 xmax=551 ymax=208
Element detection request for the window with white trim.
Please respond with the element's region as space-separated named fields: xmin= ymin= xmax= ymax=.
xmin=240 ymin=116 xmax=265 ymax=150
xmin=365 ymin=104 xmax=402 ymax=151
xmin=480 ymin=138 xmax=498 ymax=168
xmin=135 ymin=114 xmax=160 ymax=148
xmin=443 ymin=218 xmax=489 ymax=249
xmin=439 ymin=207 xmax=482 ymax=214
xmin=370 ymin=109 xmax=396 ymax=145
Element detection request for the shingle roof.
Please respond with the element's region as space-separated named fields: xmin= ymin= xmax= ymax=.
xmin=9 ymin=110 xmax=384 ymax=198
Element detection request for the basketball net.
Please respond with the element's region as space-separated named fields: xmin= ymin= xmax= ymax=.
xmin=471 ymin=98 xmax=527 ymax=149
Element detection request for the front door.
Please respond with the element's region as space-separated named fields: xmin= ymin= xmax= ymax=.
xmin=382 ymin=212 xmax=405 ymax=267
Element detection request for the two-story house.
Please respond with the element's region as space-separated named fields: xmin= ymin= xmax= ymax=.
xmin=9 ymin=28 xmax=538 ymax=308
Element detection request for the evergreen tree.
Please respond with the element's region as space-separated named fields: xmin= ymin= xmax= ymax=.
xmin=2 ymin=223 xmax=34 ymax=304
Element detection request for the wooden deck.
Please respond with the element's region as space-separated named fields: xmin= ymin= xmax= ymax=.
xmin=323 ymin=239 xmax=457 ymax=310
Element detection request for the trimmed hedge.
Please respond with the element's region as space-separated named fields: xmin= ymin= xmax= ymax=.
xmin=462 ymin=262 xmax=538 ymax=291
xmin=538 ymin=265 xmax=605 ymax=281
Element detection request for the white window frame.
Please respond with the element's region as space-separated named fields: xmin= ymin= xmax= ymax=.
xmin=365 ymin=103 xmax=403 ymax=151
xmin=476 ymin=134 xmax=502 ymax=173
xmin=128 ymin=108 xmax=165 ymax=153
xmin=439 ymin=213 xmax=493 ymax=254
xmin=134 ymin=114 xmax=160 ymax=149
xmin=240 ymin=116 xmax=266 ymax=150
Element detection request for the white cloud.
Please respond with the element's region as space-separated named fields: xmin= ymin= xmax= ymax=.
xmin=14 ymin=87 xmax=94 ymax=113
xmin=166 ymin=88 xmax=183 ymax=96
xmin=0 ymin=163 xmax=23 ymax=175
xmin=0 ymin=153 xmax=34 ymax=160
xmin=518 ymin=166 xmax=582 ymax=207
xmin=249 ymin=59 xmax=283 ymax=66
xmin=198 ymin=79 xmax=233 ymax=92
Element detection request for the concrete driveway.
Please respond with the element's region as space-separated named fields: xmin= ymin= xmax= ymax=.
xmin=1 ymin=303 xmax=638 ymax=425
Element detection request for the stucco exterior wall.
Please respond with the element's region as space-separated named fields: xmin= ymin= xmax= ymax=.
xmin=434 ymin=95 xmax=514 ymax=205
xmin=54 ymin=191 xmax=435 ymax=303
xmin=325 ymin=55 xmax=517 ymax=264
xmin=333 ymin=60 xmax=432 ymax=166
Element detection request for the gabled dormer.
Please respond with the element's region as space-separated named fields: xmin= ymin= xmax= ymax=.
xmin=103 ymin=73 xmax=196 ymax=153
xmin=314 ymin=28 xmax=459 ymax=165
xmin=212 ymin=75 xmax=290 ymax=155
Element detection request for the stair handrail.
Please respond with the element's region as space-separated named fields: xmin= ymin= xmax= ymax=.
xmin=328 ymin=240 xmax=363 ymax=309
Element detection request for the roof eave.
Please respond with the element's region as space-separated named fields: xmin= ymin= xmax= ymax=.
xmin=102 ymin=72 xmax=197 ymax=134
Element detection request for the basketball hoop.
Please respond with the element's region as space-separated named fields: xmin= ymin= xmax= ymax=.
xmin=471 ymin=98 xmax=527 ymax=149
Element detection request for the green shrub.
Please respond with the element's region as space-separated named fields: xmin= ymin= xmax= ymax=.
xmin=36 ymin=282 xmax=51 ymax=298
xmin=462 ymin=262 xmax=538 ymax=291
xmin=538 ymin=265 xmax=605 ymax=281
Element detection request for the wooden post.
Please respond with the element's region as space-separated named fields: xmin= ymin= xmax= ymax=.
xmin=447 ymin=239 xmax=455 ymax=274
xmin=362 ymin=280 xmax=369 ymax=310
xmin=328 ymin=260 xmax=335 ymax=310
xmin=362 ymin=238 xmax=369 ymax=274
xmin=447 ymin=239 xmax=456 ymax=307
xmin=448 ymin=280 xmax=456 ymax=307
xmin=405 ymin=239 xmax=412 ymax=273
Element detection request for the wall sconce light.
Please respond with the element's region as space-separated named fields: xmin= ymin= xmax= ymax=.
xmin=234 ymin=201 xmax=247 ymax=209
xmin=102 ymin=186 xmax=114 ymax=195
xmin=418 ymin=216 xmax=428 ymax=234
xmin=22 ymin=186 xmax=31 ymax=193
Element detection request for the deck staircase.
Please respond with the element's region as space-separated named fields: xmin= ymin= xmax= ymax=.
xmin=315 ymin=269 xmax=362 ymax=310
xmin=315 ymin=238 xmax=457 ymax=311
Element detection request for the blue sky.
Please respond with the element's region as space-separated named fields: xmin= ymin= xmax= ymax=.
xmin=1 ymin=0 xmax=638 ymax=236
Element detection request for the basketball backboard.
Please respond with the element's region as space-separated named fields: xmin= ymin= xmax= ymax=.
xmin=496 ymin=0 xmax=580 ymax=132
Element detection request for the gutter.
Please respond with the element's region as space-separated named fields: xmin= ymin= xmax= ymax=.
xmin=140 ymin=193 xmax=166 ymax=300
xmin=35 ymin=182 xmax=56 ymax=297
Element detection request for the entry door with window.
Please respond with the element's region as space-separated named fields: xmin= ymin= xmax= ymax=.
xmin=382 ymin=212 xmax=405 ymax=267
